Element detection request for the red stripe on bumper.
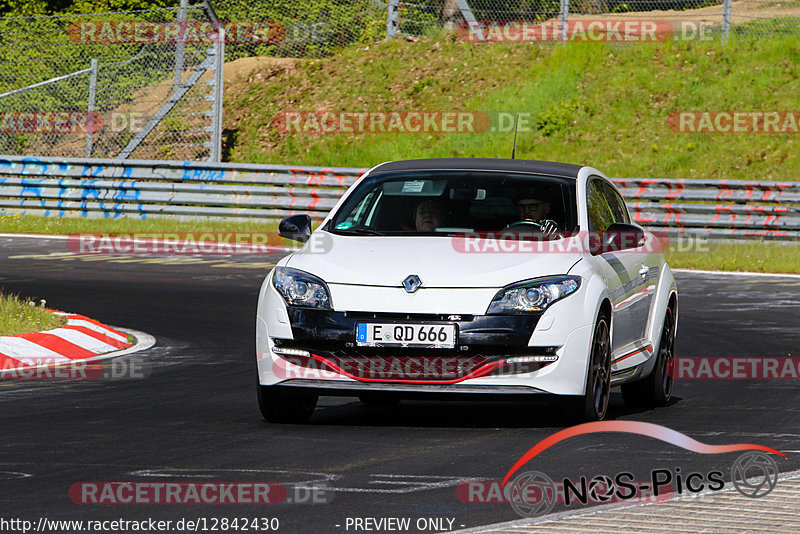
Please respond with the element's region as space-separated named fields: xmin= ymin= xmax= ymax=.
xmin=613 ymin=344 xmax=653 ymax=364
xmin=310 ymin=354 xmax=507 ymax=385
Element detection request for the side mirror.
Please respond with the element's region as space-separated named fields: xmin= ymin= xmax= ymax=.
xmin=278 ymin=214 xmax=312 ymax=243
xmin=601 ymin=222 xmax=645 ymax=253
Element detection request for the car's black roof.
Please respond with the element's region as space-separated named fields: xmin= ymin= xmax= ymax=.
xmin=371 ymin=158 xmax=583 ymax=179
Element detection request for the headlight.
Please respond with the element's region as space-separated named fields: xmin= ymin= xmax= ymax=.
xmin=487 ymin=275 xmax=581 ymax=314
xmin=272 ymin=267 xmax=332 ymax=309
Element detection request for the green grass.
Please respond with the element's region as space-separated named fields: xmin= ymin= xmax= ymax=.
xmin=0 ymin=293 xmax=65 ymax=336
xmin=0 ymin=214 xmax=279 ymax=237
xmin=757 ymin=2 xmax=800 ymax=9
xmin=666 ymin=242 xmax=800 ymax=273
xmin=225 ymin=31 xmax=800 ymax=180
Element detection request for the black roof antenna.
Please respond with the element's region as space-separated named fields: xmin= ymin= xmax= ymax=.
xmin=511 ymin=113 xmax=519 ymax=159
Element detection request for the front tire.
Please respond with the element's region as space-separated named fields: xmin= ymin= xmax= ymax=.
xmin=561 ymin=314 xmax=611 ymax=422
xmin=621 ymin=304 xmax=676 ymax=408
xmin=257 ymin=384 xmax=318 ymax=423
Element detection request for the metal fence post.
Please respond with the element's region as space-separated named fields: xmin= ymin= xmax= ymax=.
xmin=559 ymin=0 xmax=570 ymax=43
xmin=722 ymin=0 xmax=732 ymax=43
xmin=209 ymin=26 xmax=224 ymax=162
xmin=2 ymin=5 xmax=224 ymax=162
xmin=386 ymin=0 xmax=399 ymax=38
xmin=85 ymin=58 xmax=98 ymax=159
xmin=173 ymin=0 xmax=189 ymax=93
xmin=456 ymin=0 xmax=485 ymax=41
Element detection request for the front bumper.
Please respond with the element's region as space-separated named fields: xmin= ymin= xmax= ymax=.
xmin=273 ymin=379 xmax=554 ymax=402
xmin=258 ymin=310 xmax=594 ymax=396
xmin=257 ymin=271 xmax=598 ymax=396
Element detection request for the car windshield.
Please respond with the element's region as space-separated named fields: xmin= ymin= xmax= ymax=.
xmin=327 ymin=171 xmax=578 ymax=238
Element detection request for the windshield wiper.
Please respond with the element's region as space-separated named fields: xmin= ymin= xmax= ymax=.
xmin=335 ymin=227 xmax=386 ymax=236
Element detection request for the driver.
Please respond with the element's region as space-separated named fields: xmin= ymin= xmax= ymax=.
xmin=415 ymin=199 xmax=446 ymax=232
xmin=516 ymin=195 xmax=550 ymax=223
xmin=507 ymin=190 xmax=559 ymax=234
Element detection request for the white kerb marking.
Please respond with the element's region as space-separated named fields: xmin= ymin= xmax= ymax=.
xmin=66 ymin=319 xmax=127 ymax=342
xmin=47 ymin=328 xmax=118 ymax=354
xmin=0 ymin=337 xmax=70 ymax=364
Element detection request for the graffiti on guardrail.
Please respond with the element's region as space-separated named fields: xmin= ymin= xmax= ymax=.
xmin=0 ymin=156 xmax=796 ymax=240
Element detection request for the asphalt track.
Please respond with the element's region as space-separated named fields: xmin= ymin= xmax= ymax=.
xmin=1 ymin=235 xmax=799 ymax=533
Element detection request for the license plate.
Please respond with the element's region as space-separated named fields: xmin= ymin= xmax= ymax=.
xmin=356 ymin=323 xmax=456 ymax=348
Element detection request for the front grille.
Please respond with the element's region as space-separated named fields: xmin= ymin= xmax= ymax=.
xmin=343 ymin=311 xmax=475 ymax=322
xmin=285 ymin=308 xmax=541 ymax=348
xmin=275 ymin=339 xmax=549 ymax=358
xmin=275 ymin=308 xmax=548 ymax=382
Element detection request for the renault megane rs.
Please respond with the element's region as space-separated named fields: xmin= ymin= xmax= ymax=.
xmin=256 ymin=158 xmax=678 ymax=423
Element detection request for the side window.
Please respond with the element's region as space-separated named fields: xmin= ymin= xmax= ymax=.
xmin=586 ymin=179 xmax=615 ymax=233
xmin=600 ymin=181 xmax=631 ymax=224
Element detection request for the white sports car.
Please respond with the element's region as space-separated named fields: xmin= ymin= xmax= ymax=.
xmin=256 ymin=159 xmax=678 ymax=423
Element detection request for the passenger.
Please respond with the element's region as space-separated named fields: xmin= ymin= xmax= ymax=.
xmin=415 ymin=199 xmax=446 ymax=232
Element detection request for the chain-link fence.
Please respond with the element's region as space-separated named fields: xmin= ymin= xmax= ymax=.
xmin=0 ymin=0 xmax=392 ymax=163
xmin=203 ymin=0 xmax=798 ymax=63
xmin=390 ymin=0 xmax=800 ymax=42
xmin=0 ymin=0 xmax=796 ymax=164
xmin=0 ymin=3 xmax=222 ymax=161
xmin=210 ymin=0 xmax=388 ymax=59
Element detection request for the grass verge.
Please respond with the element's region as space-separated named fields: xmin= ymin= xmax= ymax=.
xmin=666 ymin=242 xmax=800 ymax=274
xmin=0 ymin=214 xmax=280 ymax=237
xmin=0 ymin=293 xmax=65 ymax=336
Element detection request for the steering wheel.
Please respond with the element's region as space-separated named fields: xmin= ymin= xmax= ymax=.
xmin=504 ymin=219 xmax=560 ymax=235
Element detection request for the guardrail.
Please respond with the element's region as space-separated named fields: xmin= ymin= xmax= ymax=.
xmin=0 ymin=156 xmax=363 ymax=223
xmin=0 ymin=155 xmax=798 ymax=240
xmin=614 ymin=179 xmax=800 ymax=240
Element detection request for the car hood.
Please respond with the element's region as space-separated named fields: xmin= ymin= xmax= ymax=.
xmin=285 ymin=231 xmax=583 ymax=288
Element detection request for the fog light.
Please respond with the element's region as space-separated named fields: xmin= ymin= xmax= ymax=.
xmin=272 ymin=347 xmax=311 ymax=358
xmin=505 ymin=355 xmax=559 ymax=364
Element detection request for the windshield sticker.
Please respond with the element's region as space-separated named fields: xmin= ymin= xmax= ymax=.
xmin=402 ymin=180 xmax=426 ymax=193
xmin=335 ymin=222 xmax=353 ymax=230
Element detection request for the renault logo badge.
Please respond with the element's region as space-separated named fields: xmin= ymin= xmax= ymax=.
xmin=403 ymin=275 xmax=422 ymax=293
